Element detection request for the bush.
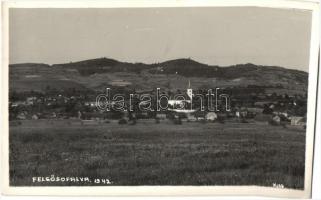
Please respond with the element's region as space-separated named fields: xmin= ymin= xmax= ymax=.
xmin=217 ymin=118 xmax=225 ymax=124
xmin=129 ymin=119 xmax=137 ymax=125
xmin=240 ymin=118 xmax=248 ymax=123
xmin=155 ymin=118 xmax=160 ymax=124
xmin=173 ymin=118 xmax=182 ymax=125
xmin=118 ymin=118 xmax=127 ymax=125
xmin=268 ymin=119 xmax=279 ymax=126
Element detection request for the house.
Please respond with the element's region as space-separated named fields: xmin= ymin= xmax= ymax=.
xmin=16 ymin=112 xmax=27 ymax=120
xmin=272 ymin=115 xmax=281 ymax=124
xmin=31 ymin=114 xmax=39 ymax=120
xmin=110 ymin=80 xmax=132 ymax=87
xmin=77 ymin=111 xmax=82 ymax=119
xmin=236 ymin=110 xmax=248 ymax=118
xmin=84 ymin=101 xmax=97 ymax=107
xmin=254 ymin=101 xmax=272 ymax=107
xmin=168 ymin=100 xmax=186 ymax=108
xmin=137 ymin=112 xmax=148 ymax=119
xmin=247 ymin=107 xmax=264 ymax=114
xmin=194 ymin=110 xmax=206 ymax=121
xmin=273 ymin=112 xmax=290 ymax=121
xmin=11 ymin=101 xmax=26 ymax=107
xmin=156 ymin=113 xmax=166 ymax=120
xmin=186 ymin=113 xmax=197 ymax=122
xmin=135 ymin=89 xmax=154 ymax=94
xmin=26 ymin=97 xmax=37 ymax=105
xmin=52 ymin=112 xmax=57 ymax=118
xmin=205 ymin=112 xmax=217 ymax=121
xmin=291 ymin=116 xmax=306 ymax=126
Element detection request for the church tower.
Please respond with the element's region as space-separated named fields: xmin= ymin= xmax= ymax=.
xmin=187 ymin=79 xmax=193 ymax=100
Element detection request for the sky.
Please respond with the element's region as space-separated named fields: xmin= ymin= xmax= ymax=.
xmin=9 ymin=7 xmax=312 ymax=71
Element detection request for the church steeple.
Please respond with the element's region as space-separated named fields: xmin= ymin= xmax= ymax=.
xmin=187 ymin=79 xmax=193 ymax=100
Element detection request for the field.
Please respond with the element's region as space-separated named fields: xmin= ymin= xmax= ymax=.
xmin=9 ymin=119 xmax=306 ymax=189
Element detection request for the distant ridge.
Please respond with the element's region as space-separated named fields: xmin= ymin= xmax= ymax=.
xmin=10 ymin=57 xmax=307 ymax=75
xmin=9 ymin=57 xmax=308 ymax=93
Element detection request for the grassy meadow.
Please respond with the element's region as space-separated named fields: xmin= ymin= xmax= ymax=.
xmin=9 ymin=119 xmax=305 ymax=189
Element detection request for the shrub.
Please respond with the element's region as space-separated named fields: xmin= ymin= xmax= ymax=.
xmin=173 ymin=118 xmax=182 ymax=125
xmin=240 ymin=118 xmax=248 ymax=123
xmin=129 ymin=119 xmax=137 ymax=125
xmin=118 ymin=118 xmax=127 ymax=124
xmin=155 ymin=118 xmax=160 ymax=124
xmin=268 ymin=119 xmax=278 ymax=126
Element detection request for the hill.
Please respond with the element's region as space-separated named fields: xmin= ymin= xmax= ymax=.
xmin=52 ymin=57 xmax=150 ymax=76
xmin=9 ymin=58 xmax=308 ymax=94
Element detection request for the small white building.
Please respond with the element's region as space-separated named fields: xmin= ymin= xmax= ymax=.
xmin=186 ymin=113 xmax=197 ymax=122
xmin=156 ymin=113 xmax=166 ymax=120
xmin=17 ymin=112 xmax=27 ymax=120
xmin=205 ymin=112 xmax=217 ymax=121
xmin=291 ymin=116 xmax=306 ymax=126
xmin=272 ymin=115 xmax=281 ymax=123
xmin=26 ymin=97 xmax=37 ymax=105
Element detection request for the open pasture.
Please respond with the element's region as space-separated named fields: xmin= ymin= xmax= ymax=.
xmin=9 ymin=119 xmax=305 ymax=188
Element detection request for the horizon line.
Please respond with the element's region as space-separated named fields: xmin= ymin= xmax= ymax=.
xmin=8 ymin=57 xmax=309 ymax=73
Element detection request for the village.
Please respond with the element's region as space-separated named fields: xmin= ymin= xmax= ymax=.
xmin=9 ymin=82 xmax=307 ymax=129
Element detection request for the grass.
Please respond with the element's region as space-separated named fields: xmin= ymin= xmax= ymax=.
xmin=9 ymin=119 xmax=305 ymax=189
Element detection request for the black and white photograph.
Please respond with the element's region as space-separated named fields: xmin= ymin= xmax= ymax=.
xmin=1 ymin=0 xmax=320 ymax=198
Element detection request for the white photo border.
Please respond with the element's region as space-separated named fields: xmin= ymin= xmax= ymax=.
xmin=1 ymin=0 xmax=320 ymax=198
